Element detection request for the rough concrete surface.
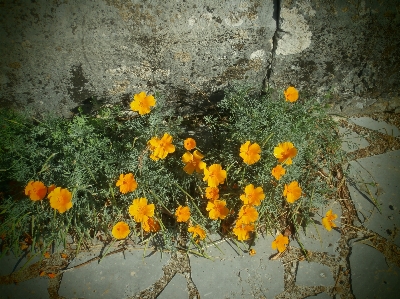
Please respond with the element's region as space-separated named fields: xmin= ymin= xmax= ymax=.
xmin=0 ymin=0 xmax=275 ymax=116
xmin=270 ymin=0 xmax=400 ymax=115
xmin=1 ymin=0 xmax=399 ymax=117
xmin=1 ymin=114 xmax=399 ymax=298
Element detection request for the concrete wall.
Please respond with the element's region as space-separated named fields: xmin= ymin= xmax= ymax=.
xmin=0 ymin=0 xmax=399 ymax=116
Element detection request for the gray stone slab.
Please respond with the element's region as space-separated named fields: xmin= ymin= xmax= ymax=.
xmin=190 ymin=235 xmax=284 ymax=299
xmin=305 ymin=292 xmax=332 ymax=299
xmin=0 ymin=252 xmax=43 ymax=276
xmin=0 ymin=276 xmax=49 ymax=299
xmin=59 ymin=248 xmax=169 ymax=298
xmin=296 ymin=203 xmax=342 ymax=256
xmin=350 ymin=243 xmax=400 ymax=299
xmin=349 ymin=117 xmax=400 ymax=137
xmin=339 ymin=126 xmax=369 ymax=153
xmin=347 ymin=150 xmax=400 ymax=247
xmin=158 ymin=273 xmax=188 ymax=299
xmin=296 ymin=262 xmax=334 ymax=287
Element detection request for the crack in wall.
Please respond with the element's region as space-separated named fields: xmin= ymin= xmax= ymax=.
xmin=263 ymin=0 xmax=280 ymax=89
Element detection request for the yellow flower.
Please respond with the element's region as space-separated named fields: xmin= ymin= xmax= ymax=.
xmin=205 ymin=186 xmax=219 ymax=201
xmin=130 ymin=91 xmax=156 ymax=115
xmin=175 ymin=205 xmax=191 ymax=222
xmin=188 ymin=225 xmax=206 ymax=240
xmin=271 ymin=164 xmax=286 ymax=180
xmin=203 ymin=164 xmax=227 ymax=187
xmin=182 ymin=150 xmax=206 ymax=174
xmin=272 ymin=234 xmax=289 ymax=252
xmin=322 ymin=209 xmax=337 ymax=231
xmin=240 ymin=184 xmax=265 ymax=206
xmin=206 ymin=200 xmax=229 ymax=220
xmin=184 ymin=138 xmax=196 ymax=150
xmin=283 ymin=181 xmax=302 ymax=203
xmin=142 ymin=217 xmax=161 ymax=233
xmin=25 ymin=181 xmax=47 ymax=201
xmin=48 ymin=187 xmax=73 ymax=213
xmin=239 ymin=141 xmax=261 ymax=165
xmin=249 ymin=249 xmax=256 ymax=256
xmin=112 ymin=221 xmax=130 ymax=239
xmin=238 ymin=205 xmax=259 ymax=224
xmin=128 ymin=198 xmax=155 ymax=223
xmin=273 ymin=142 xmax=297 ymax=165
xmin=116 ymin=173 xmax=138 ymax=194
xmin=284 ymin=86 xmax=299 ymax=102
xmin=148 ymin=133 xmax=175 ymax=160
xmin=233 ymin=222 xmax=255 ymax=241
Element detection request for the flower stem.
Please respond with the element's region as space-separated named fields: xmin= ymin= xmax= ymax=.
xmin=99 ymin=238 xmax=117 ymax=264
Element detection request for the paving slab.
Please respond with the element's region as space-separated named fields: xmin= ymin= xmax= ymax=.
xmin=296 ymin=262 xmax=335 ymax=287
xmin=295 ymin=203 xmax=342 ymax=256
xmin=347 ymin=150 xmax=400 ymax=246
xmin=190 ymin=234 xmax=284 ymax=299
xmin=0 ymin=276 xmax=49 ymax=299
xmin=339 ymin=126 xmax=369 ymax=153
xmin=349 ymin=117 xmax=400 ymax=137
xmin=158 ymin=273 xmax=188 ymax=299
xmin=305 ymin=292 xmax=332 ymax=299
xmin=59 ymin=248 xmax=170 ymax=298
xmin=350 ymin=243 xmax=400 ymax=299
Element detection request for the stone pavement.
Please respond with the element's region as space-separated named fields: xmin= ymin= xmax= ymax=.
xmin=1 ymin=114 xmax=399 ymax=299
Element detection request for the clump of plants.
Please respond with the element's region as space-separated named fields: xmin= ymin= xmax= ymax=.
xmin=0 ymin=87 xmax=342 ymax=259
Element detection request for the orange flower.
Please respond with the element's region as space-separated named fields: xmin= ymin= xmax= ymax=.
xmin=25 ymin=181 xmax=47 ymax=201
xmin=205 ymin=186 xmax=219 ymax=201
xmin=271 ymin=164 xmax=286 ymax=180
xmin=128 ymin=198 xmax=155 ymax=223
xmin=48 ymin=187 xmax=73 ymax=213
xmin=182 ymin=150 xmax=206 ymax=174
xmin=284 ymin=86 xmax=299 ymax=102
xmin=203 ymin=164 xmax=227 ymax=187
xmin=239 ymin=141 xmax=261 ymax=165
xmin=44 ymin=252 xmax=50 ymax=258
xmin=233 ymin=223 xmax=255 ymax=241
xmin=249 ymin=249 xmax=256 ymax=256
xmin=274 ymin=142 xmax=297 ymax=165
xmin=283 ymin=181 xmax=302 ymax=203
xmin=47 ymin=184 xmax=56 ymax=195
xmin=188 ymin=225 xmax=206 ymax=240
xmin=112 ymin=221 xmax=131 ymax=239
xmin=184 ymin=138 xmax=196 ymax=150
xmin=206 ymin=200 xmax=229 ymax=220
xmin=322 ymin=209 xmax=337 ymax=231
xmin=39 ymin=271 xmax=46 ymax=277
xmin=142 ymin=217 xmax=161 ymax=233
xmin=116 ymin=173 xmax=138 ymax=194
xmin=61 ymin=253 xmax=68 ymax=259
xmin=238 ymin=205 xmax=258 ymax=224
xmin=130 ymin=91 xmax=156 ymax=115
xmin=48 ymin=273 xmax=57 ymax=279
xmin=175 ymin=205 xmax=191 ymax=222
xmin=148 ymin=133 xmax=175 ymax=160
xmin=240 ymin=184 xmax=265 ymax=206
xmin=272 ymin=234 xmax=289 ymax=252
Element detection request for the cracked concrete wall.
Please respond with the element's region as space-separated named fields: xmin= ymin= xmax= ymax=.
xmin=0 ymin=0 xmax=275 ymax=116
xmin=0 ymin=0 xmax=399 ymax=116
xmin=269 ymin=0 xmax=400 ymax=114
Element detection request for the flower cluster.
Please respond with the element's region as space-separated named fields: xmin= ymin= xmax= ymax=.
xmin=25 ymin=181 xmax=73 ymax=213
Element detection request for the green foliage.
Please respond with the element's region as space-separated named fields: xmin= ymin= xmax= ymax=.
xmin=0 ymin=87 xmax=343 ymax=257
